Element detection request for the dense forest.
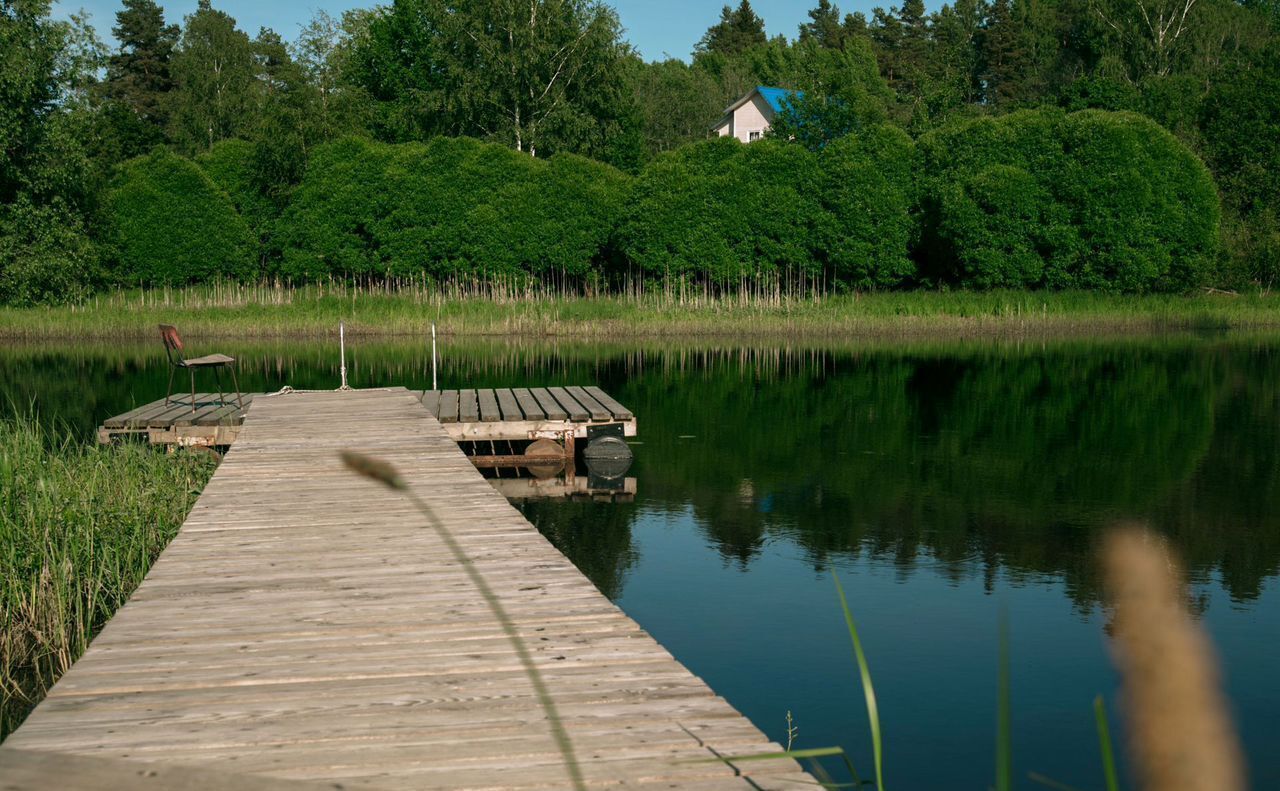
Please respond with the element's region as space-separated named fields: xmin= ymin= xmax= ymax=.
xmin=1 ymin=0 xmax=1277 ymax=304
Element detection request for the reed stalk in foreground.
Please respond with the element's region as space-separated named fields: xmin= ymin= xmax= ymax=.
xmin=1101 ymin=527 xmax=1246 ymax=791
xmin=340 ymin=451 xmax=586 ymax=791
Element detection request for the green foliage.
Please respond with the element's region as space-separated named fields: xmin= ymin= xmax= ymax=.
xmin=0 ymin=0 xmax=101 ymax=307
xmin=628 ymin=57 xmax=724 ymax=157
xmin=816 ymin=125 xmax=917 ymax=288
xmin=0 ymin=412 xmax=215 ymax=738
xmin=194 ymin=138 xmax=277 ymax=265
xmin=919 ymin=109 xmax=1221 ymax=292
xmin=104 ymin=148 xmax=255 ymax=284
xmin=168 ymin=0 xmax=256 ymax=153
xmin=620 ymin=129 xmax=914 ymax=288
xmin=697 ymin=1 xmax=769 ymax=57
xmin=350 ymin=0 xmax=631 ymax=160
xmin=102 ymin=0 xmax=177 ymax=159
xmin=0 ymin=199 xmax=98 ymax=306
xmin=1200 ymin=45 xmax=1280 ymax=287
xmin=618 ymin=137 xmax=823 ymax=281
xmin=0 ymin=0 xmax=62 ymax=204
xmin=766 ymin=37 xmax=894 ymax=149
xmin=279 ymin=136 xmax=629 ymax=281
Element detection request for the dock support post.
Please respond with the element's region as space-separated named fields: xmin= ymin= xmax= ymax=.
xmin=431 ymin=323 xmax=438 ymax=391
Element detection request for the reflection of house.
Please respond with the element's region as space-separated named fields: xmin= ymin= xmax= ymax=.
xmin=712 ymin=85 xmax=802 ymax=143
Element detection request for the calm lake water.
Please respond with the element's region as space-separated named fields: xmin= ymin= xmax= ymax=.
xmin=4 ymin=333 xmax=1279 ymax=788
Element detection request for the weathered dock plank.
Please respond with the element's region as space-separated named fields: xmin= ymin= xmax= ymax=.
xmin=11 ymin=389 xmax=807 ymax=790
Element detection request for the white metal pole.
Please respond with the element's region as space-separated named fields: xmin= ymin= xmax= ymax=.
xmin=339 ymin=321 xmax=349 ymax=390
xmin=431 ymin=323 xmax=438 ymax=391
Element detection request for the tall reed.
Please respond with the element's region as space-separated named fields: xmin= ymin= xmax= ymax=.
xmin=5 ymin=281 xmax=1277 ymax=341
xmin=0 ymin=415 xmax=215 ymax=739
xmin=1101 ymin=527 xmax=1247 ymax=791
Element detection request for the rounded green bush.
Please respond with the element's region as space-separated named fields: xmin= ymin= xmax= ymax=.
xmin=278 ymin=136 xmax=629 ymax=281
xmin=817 ymin=125 xmax=917 ymax=289
xmin=105 ymin=148 xmax=255 ymax=284
xmin=195 ymin=139 xmax=276 ymax=250
xmin=618 ymin=136 xmax=823 ymax=281
xmin=918 ymin=108 xmax=1220 ymax=292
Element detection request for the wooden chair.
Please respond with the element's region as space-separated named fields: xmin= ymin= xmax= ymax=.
xmin=159 ymin=325 xmax=244 ymax=413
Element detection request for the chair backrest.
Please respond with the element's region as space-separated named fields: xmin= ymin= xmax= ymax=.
xmin=159 ymin=324 xmax=184 ymax=365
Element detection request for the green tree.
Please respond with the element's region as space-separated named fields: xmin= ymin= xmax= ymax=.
xmin=194 ymin=138 xmax=278 ymax=269
xmin=248 ymin=27 xmax=313 ymax=197
xmin=817 ymin=125 xmax=918 ymax=288
xmin=351 ymin=0 xmax=631 ymax=160
xmin=104 ymin=148 xmax=255 ymax=283
xmin=697 ymin=1 xmax=768 ymax=56
xmin=628 ymin=57 xmax=723 ymax=156
xmin=168 ymin=0 xmax=255 ymax=152
xmin=979 ymin=0 xmax=1033 ymax=106
xmin=768 ymin=37 xmax=894 ymax=148
xmin=101 ymin=0 xmax=177 ymax=157
xmin=0 ymin=0 xmax=100 ymax=305
xmin=927 ymin=0 xmax=985 ymax=113
xmin=1200 ymin=43 xmax=1280 ymax=287
xmin=291 ymin=9 xmax=369 ymax=141
xmin=1091 ymin=0 xmax=1207 ymax=79
xmin=618 ymin=137 xmax=823 ymax=283
xmin=799 ymin=0 xmax=860 ymax=49
xmin=918 ymin=108 xmax=1221 ymax=292
xmin=278 ymin=136 xmax=629 ymax=282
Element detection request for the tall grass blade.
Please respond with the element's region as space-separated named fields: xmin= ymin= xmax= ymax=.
xmin=1093 ymin=695 xmax=1120 ymax=791
xmin=832 ymin=571 xmax=884 ymax=790
xmin=996 ymin=612 xmax=1012 ymax=791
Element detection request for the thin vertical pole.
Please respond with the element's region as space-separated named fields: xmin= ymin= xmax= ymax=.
xmin=339 ymin=321 xmax=350 ymax=390
xmin=431 ymin=323 xmax=438 ymax=391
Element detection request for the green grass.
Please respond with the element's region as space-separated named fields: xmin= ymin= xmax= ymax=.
xmin=2 ymin=281 xmax=1279 ymax=340
xmin=0 ymin=414 xmax=216 ymax=740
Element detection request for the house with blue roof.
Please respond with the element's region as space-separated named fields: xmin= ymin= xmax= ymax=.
xmin=712 ymin=86 xmax=803 ymax=143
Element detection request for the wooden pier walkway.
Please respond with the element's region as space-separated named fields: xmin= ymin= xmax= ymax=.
xmin=97 ymin=387 xmax=637 ymax=450
xmin=5 ymin=388 xmax=809 ymax=790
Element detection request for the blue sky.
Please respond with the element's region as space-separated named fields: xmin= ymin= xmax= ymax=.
xmin=53 ymin=0 xmax=882 ymax=63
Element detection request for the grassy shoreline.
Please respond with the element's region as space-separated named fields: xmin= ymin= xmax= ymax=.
xmin=2 ymin=284 xmax=1278 ymax=340
xmin=0 ymin=416 xmax=216 ymax=739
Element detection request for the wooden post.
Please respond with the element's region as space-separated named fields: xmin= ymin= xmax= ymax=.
xmin=339 ymin=321 xmax=349 ymax=390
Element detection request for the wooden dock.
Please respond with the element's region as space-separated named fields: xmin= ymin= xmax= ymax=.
xmin=98 ymin=387 xmax=636 ymax=450
xmin=9 ymin=388 xmax=808 ymax=789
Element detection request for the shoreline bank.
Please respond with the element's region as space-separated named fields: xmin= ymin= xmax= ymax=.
xmin=3 ymin=289 xmax=1278 ymax=341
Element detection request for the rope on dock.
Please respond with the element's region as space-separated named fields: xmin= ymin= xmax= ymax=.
xmin=256 ymin=385 xmax=403 ymax=398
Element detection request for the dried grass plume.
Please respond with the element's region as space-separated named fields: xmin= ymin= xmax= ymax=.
xmin=1102 ymin=526 xmax=1246 ymax=791
xmin=339 ymin=451 xmax=405 ymax=490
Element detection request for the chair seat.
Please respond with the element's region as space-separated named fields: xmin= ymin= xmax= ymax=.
xmin=182 ymin=353 xmax=236 ymax=367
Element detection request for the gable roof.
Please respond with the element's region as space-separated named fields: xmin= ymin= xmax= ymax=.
xmin=755 ymin=86 xmax=802 ymax=113
xmin=720 ymin=86 xmax=804 ymax=117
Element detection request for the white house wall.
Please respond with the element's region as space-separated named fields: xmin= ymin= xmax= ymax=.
xmin=714 ymin=92 xmax=776 ymax=142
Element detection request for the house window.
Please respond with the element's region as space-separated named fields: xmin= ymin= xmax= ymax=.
xmin=749 ymin=131 xmax=762 ymax=142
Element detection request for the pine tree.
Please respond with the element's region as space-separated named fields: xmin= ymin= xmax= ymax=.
xmin=800 ymin=0 xmax=846 ymax=48
xmin=103 ymin=0 xmax=177 ymax=147
xmin=980 ymin=0 xmax=1030 ymax=106
xmin=697 ymin=1 xmax=767 ymax=56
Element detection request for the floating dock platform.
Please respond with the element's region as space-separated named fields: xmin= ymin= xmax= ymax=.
xmin=99 ymin=387 xmax=636 ymax=449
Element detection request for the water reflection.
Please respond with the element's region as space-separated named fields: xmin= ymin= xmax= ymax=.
xmin=3 ymin=335 xmax=1278 ymax=607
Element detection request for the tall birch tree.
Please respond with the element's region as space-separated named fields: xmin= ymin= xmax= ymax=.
xmin=352 ymin=0 xmax=630 ymax=158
